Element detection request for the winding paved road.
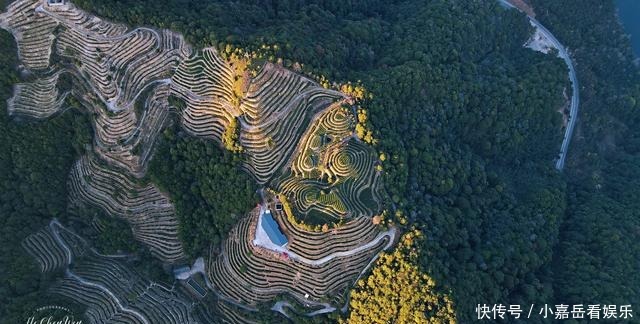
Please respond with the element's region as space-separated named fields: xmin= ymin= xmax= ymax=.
xmin=499 ymin=0 xmax=579 ymax=170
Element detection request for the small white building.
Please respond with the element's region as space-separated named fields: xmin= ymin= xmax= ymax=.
xmin=172 ymin=265 xmax=191 ymax=280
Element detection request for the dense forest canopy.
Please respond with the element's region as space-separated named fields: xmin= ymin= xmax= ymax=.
xmin=0 ymin=0 xmax=638 ymax=322
xmin=148 ymin=125 xmax=258 ymax=257
xmin=0 ymin=29 xmax=91 ymax=322
xmin=345 ymin=230 xmax=457 ymax=323
xmin=530 ymin=0 xmax=640 ymax=310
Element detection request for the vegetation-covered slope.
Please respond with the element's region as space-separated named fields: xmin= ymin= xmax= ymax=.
xmin=530 ymin=0 xmax=640 ymax=310
xmin=0 ymin=29 xmax=91 ymax=322
xmin=65 ymin=0 xmax=573 ymax=320
xmin=0 ymin=0 xmax=637 ymax=322
xmin=149 ymin=125 xmax=258 ymax=257
xmin=346 ymin=230 xmax=456 ymax=323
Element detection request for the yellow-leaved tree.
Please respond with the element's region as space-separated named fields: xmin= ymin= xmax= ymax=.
xmin=344 ymin=230 xmax=457 ymax=324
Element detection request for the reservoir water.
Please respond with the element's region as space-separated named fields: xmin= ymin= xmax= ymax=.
xmin=616 ymin=0 xmax=640 ymax=57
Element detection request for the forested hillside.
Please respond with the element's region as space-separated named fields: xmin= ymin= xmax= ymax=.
xmin=530 ymin=0 xmax=640 ymax=311
xmin=0 ymin=30 xmax=90 ymax=322
xmin=66 ymin=0 xmax=573 ymax=321
xmin=0 ymin=0 xmax=637 ymax=322
xmin=148 ymin=125 xmax=258 ymax=257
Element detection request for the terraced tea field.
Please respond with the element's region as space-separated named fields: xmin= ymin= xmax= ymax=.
xmin=24 ymin=220 xmax=210 ymax=323
xmin=1 ymin=0 xmax=395 ymax=319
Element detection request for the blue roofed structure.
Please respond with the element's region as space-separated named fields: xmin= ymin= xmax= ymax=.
xmin=261 ymin=210 xmax=288 ymax=246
